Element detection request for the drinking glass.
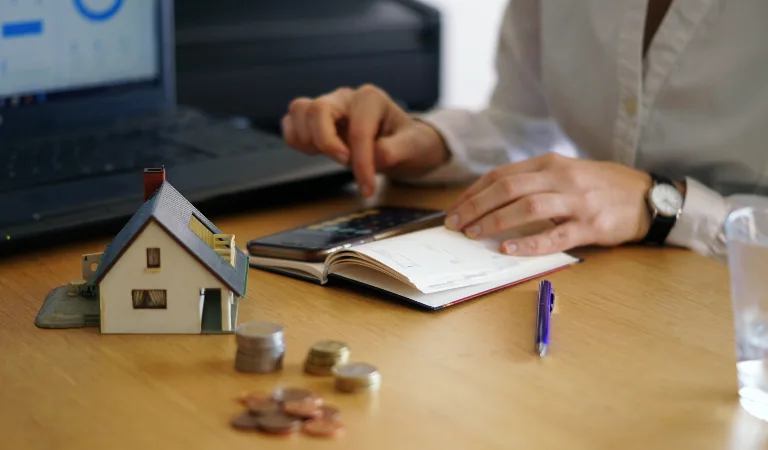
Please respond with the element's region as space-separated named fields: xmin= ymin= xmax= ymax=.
xmin=726 ymin=205 xmax=768 ymax=421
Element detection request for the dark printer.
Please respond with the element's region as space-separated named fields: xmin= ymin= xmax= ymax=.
xmin=173 ymin=0 xmax=442 ymax=131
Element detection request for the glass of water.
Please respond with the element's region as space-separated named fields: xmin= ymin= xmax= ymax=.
xmin=726 ymin=205 xmax=768 ymax=421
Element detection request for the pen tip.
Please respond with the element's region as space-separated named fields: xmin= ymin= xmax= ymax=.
xmin=537 ymin=343 xmax=548 ymax=356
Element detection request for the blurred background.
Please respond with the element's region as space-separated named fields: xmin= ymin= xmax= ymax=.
xmin=421 ymin=0 xmax=506 ymax=110
xmin=173 ymin=0 xmax=508 ymax=129
xmin=0 ymin=0 xmax=508 ymax=250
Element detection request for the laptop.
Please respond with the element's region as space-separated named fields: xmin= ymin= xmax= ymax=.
xmin=0 ymin=0 xmax=350 ymax=248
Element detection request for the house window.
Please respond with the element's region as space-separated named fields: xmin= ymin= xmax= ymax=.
xmin=132 ymin=289 xmax=167 ymax=309
xmin=146 ymin=247 xmax=161 ymax=268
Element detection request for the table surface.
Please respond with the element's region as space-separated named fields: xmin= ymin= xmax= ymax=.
xmin=1 ymin=181 xmax=765 ymax=450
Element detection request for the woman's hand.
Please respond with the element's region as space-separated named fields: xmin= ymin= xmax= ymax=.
xmin=282 ymin=85 xmax=450 ymax=197
xmin=444 ymin=153 xmax=654 ymax=255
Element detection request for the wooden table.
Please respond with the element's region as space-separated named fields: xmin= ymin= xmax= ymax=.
xmin=0 ymin=181 xmax=764 ymax=450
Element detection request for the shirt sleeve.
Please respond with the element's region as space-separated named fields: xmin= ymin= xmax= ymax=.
xmin=392 ymin=0 xmax=582 ymax=186
xmin=666 ymin=177 xmax=730 ymax=263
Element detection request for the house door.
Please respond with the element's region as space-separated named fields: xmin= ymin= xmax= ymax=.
xmin=201 ymin=288 xmax=222 ymax=333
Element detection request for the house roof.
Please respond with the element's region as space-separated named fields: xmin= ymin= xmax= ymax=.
xmin=91 ymin=181 xmax=249 ymax=297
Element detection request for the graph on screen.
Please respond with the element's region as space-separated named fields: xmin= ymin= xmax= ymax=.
xmin=0 ymin=0 xmax=157 ymax=99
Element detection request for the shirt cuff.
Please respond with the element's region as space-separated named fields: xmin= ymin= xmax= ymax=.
xmin=666 ymin=177 xmax=729 ymax=261
xmin=390 ymin=109 xmax=492 ymax=185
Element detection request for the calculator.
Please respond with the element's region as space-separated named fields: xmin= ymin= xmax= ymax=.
xmin=246 ymin=206 xmax=446 ymax=262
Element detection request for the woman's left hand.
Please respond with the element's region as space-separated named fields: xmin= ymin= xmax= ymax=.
xmin=444 ymin=153 xmax=654 ymax=256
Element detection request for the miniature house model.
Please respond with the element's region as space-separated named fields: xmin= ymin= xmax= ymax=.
xmin=82 ymin=167 xmax=249 ymax=334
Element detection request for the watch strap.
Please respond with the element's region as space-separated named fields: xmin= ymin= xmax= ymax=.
xmin=641 ymin=173 xmax=678 ymax=245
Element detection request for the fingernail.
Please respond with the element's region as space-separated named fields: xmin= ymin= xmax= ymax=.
xmin=503 ymin=242 xmax=518 ymax=254
xmin=333 ymin=152 xmax=349 ymax=165
xmin=445 ymin=214 xmax=459 ymax=229
xmin=466 ymin=225 xmax=481 ymax=238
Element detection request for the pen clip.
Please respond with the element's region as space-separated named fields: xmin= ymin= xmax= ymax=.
xmin=549 ymin=289 xmax=555 ymax=312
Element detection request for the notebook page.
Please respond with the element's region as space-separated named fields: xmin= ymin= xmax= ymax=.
xmin=331 ymin=253 xmax=576 ymax=309
xmin=350 ymin=225 xmax=575 ymax=294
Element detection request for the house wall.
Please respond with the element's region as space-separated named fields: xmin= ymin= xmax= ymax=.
xmin=99 ymin=221 xmax=226 ymax=334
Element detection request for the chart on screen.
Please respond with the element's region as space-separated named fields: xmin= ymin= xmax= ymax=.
xmin=0 ymin=0 xmax=158 ymax=99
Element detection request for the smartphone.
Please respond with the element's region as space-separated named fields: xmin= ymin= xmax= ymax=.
xmin=246 ymin=206 xmax=446 ymax=262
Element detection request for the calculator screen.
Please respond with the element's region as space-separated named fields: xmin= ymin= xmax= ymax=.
xmin=249 ymin=207 xmax=445 ymax=250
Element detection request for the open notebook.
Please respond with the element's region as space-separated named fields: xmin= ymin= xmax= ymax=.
xmin=248 ymin=225 xmax=580 ymax=310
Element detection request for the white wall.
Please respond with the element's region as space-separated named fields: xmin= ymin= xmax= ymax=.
xmin=99 ymin=221 xmax=226 ymax=334
xmin=420 ymin=0 xmax=509 ymax=110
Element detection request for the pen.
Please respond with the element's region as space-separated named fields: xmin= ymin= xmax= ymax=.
xmin=536 ymin=280 xmax=555 ymax=357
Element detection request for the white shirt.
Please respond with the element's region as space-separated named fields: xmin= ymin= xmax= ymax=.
xmin=411 ymin=0 xmax=768 ymax=262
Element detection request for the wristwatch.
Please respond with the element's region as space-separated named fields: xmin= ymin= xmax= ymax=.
xmin=641 ymin=173 xmax=685 ymax=245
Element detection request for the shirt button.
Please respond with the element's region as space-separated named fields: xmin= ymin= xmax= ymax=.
xmin=623 ymin=97 xmax=638 ymax=117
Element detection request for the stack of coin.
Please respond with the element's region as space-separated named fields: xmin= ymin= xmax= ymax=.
xmin=332 ymin=362 xmax=381 ymax=393
xmin=234 ymin=321 xmax=285 ymax=373
xmin=304 ymin=340 xmax=350 ymax=375
xmin=231 ymin=386 xmax=344 ymax=438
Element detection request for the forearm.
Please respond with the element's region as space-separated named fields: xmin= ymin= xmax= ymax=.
xmin=405 ymin=108 xmax=582 ymax=185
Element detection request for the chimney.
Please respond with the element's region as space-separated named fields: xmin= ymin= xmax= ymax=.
xmin=143 ymin=167 xmax=165 ymax=201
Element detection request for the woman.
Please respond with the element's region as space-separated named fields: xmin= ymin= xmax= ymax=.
xmin=279 ymin=0 xmax=768 ymax=262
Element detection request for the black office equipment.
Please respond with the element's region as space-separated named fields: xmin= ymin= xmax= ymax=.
xmin=0 ymin=0 xmax=355 ymax=248
xmin=173 ymin=0 xmax=442 ymax=131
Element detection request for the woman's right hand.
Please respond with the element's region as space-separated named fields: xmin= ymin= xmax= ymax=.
xmin=281 ymin=84 xmax=449 ymax=198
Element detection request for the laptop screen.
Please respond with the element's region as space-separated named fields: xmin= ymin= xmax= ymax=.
xmin=0 ymin=0 xmax=159 ymax=108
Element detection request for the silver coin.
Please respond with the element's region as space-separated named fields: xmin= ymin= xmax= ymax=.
xmin=333 ymin=362 xmax=378 ymax=379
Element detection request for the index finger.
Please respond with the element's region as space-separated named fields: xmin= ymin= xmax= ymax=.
xmin=346 ymin=91 xmax=387 ymax=197
xmin=309 ymin=89 xmax=355 ymax=155
xmin=448 ymin=156 xmax=549 ymax=211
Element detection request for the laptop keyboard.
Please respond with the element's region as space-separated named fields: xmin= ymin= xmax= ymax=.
xmin=0 ymin=109 xmax=288 ymax=194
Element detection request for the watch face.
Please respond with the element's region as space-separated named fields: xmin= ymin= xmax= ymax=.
xmin=650 ymin=183 xmax=683 ymax=217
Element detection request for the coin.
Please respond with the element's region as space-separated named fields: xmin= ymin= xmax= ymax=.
xmin=235 ymin=321 xmax=285 ymax=353
xmin=310 ymin=340 xmax=349 ymax=355
xmin=236 ymin=391 xmax=263 ymax=405
xmin=234 ymin=347 xmax=285 ymax=374
xmin=318 ymin=404 xmax=341 ymax=421
xmin=230 ymin=412 xmax=260 ymax=431
xmin=304 ymin=340 xmax=350 ymax=376
xmin=333 ymin=362 xmax=381 ymax=393
xmin=236 ymin=321 xmax=284 ymax=340
xmin=244 ymin=397 xmax=281 ymax=416
xmin=302 ymin=418 xmax=345 ymax=438
xmin=272 ymin=387 xmax=315 ymax=403
xmin=283 ymin=398 xmax=322 ymax=419
xmin=233 ymin=323 xmax=285 ymax=374
xmin=256 ymin=411 xmax=302 ymax=435
xmin=334 ymin=362 xmax=378 ymax=378
xmin=304 ymin=362 xmax=337 ymax=376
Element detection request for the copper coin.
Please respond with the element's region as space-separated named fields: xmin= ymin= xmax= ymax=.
xmin=245 ymin=397 xmax=281 ymax=416
xmin=236 ymin=392 xmax=263 ymax=405
xmin=256 ymin=412 xmax=302 ymax=435
xmin=302 ymin=418 xmax=345 ymax=438
xmin=283 ymin=398 xmax=322 ymax=419
xmin=318 ymin=405 xmax=341 ymax=421
xmin=230 ymin=412 xmax=260 ymax=431
xmin=272 ymin=387 xmax=315 ymax=403
xmin=237 ymin=392 xmax=268 ymax=405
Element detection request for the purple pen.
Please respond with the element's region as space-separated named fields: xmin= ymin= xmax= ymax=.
xmin=536 ymin=280 xmax=554 ymax=356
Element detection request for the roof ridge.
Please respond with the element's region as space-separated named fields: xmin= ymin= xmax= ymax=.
xmin=147 ymin=181 xmax=169 ymax=215
xmin=89 ymin=178 xmax=247 ymax=297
